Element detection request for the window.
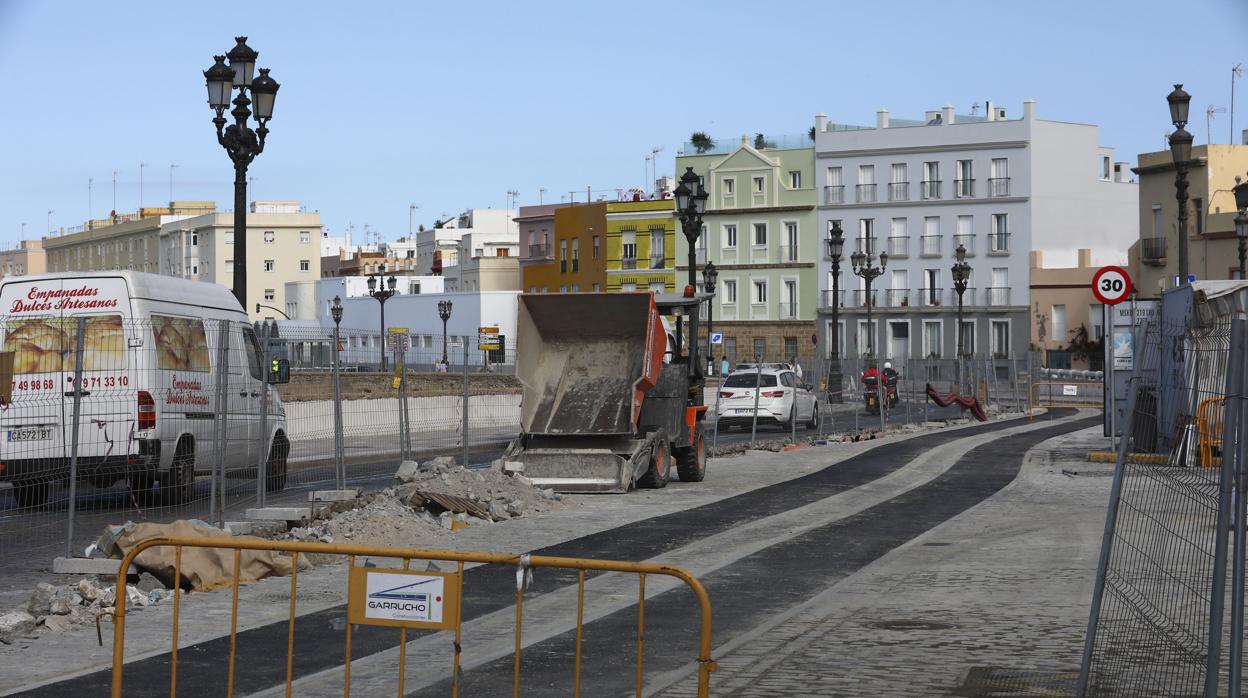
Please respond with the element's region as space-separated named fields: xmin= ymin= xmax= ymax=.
xmin=891 ymin=163 xmax=907 ymax=183
xmin=723 ymin=178 xmax=735 ymax=195
xmin=559 ymin=285 xmax=567 ymax=293
xmin=572 ymin=239 xmax=580 ymax=272
xmin=649 ymin=230 xmax=664 ymax=267
xmin=621 ymin=283 xmax=637 ymax=291
xmin=889 ymin=163 xmax=909 ymax=200
xmin=300 ymin=260 xmax=310 ymax=272
xmin=1100 ymin=155 xmax=1111 ymax=181
xmin=190 ymin=232 xmax=198 ymax=246
xmin=496 ymin=248 xmax=510 ymax=256
xmin=753 ymin=337 xmax=767 ymax=361
xmin=1152 ymin=204 xmax=1163 ymax=238
xmin=724 ymin=224 xmax=738 ymax=248
xmin=1052 ymin=304 xmax=1067 ymax=339
xmin=923 ymin=320 xmax=943 ymax=358
xmin=299 ymin=231 xmax=311 ymax=244
xmin=622 ymin=231 xmax=637 ymax=264
xmin=753 ymin=176 xmax=765 ymax=193
xmin=991 ymin=320 xmax=1010 ymax=358
xmin=924 ymin=269 xmax=940 ymax=304
xmin=592 ymin=283 xmax=601 ymax=291
xmin=858 ymin=165 xmax=874 ymax=185
xmin=783 ymin=337 xmax=798 ymax=359
xmin=191 ymin=264 xmax=198 ymax=274
xmin=922 ymin=216 xmax=941 ymax=256
xmin=784 ymin=222 xmax=798 ymax=261
xmin=560 ymin=240 xmax=568 ymax=273
xmin=592 ymin=236 xmax=600 ymax=258
xmin=1194 ymin=198 xmax=1204 ymax=236
xmin=263 ymin=231 xmax=275 ymax=244
xmin=753 ymin=280 xmax=767 ymax=304
xmin=264 ymin=289 xmax=275 ymax=302
xmin=753 ymin=223 xmax=767 ymax=246
xmin=724 ymin=279 xmax=737 ymax=303
xmin=956 ymin=159 xmax=974 ymax=197
xmin=789 ymin=170 xmax=801 ymax=189
xmin=922 ymin=161 xmax=941 ymax=199
xmin=264 ymin=259 xmax=275 ymax=272
xmin=990 ymin=214 xmax=1009 ymax=252
xmin=1091 ymin=304 xmax=1104 ymax=339
xmin=959 ymin=321 xmax=976 ymax=355
xmin=859 ymin=218 xmax=875 ymax=253
xmin=571 ymin=284 xmax=580 ymax=292
xmin=724 ymin=336 xmax=737 ymax=362
xmin=990 ymin=158 xmax=1009 ymax=196
xmin=827 ymin=166 xmax=843 ymax=186
xmin=648 ymin=282 xmax=665 ymax=292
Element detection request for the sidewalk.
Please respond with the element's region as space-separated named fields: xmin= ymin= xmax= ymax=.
xmin=653 ymin=425 xmax=1112 ymax=697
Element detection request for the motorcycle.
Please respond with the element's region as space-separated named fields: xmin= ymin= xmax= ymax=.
xmin=862 ymin=373 xmax=882 ymax=415
xmin=882 ymin=370 xmax=901 ymax=408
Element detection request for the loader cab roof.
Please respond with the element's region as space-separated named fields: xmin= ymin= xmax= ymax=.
xmin=653 ymin=291 xmax=712 ymax=313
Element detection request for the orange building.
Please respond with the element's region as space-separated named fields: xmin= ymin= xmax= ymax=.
xmin=521 ymin=202 xmax=608 ymax=292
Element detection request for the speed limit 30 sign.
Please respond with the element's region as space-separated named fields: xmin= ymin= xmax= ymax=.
xmin=1092 ymin=265 xmax=1132 ymax=305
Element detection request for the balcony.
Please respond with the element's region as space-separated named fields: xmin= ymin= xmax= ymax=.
xmin=887 ymin=235 xmax=909 ymax=258
xmin=778 ymin=302 xmax=798 ymax=319
xmin=918 ymin=288 xmax=944 ymax=307
xmin=889 ymin=182 xmax=909 ymax=201
xmin=527 ymin=243 xmax=552 ymax=259
xmin=953 ymin=234 xmax=975 ymax=256
xmin=852 ymin=289 xmax=878 ymax=308
xmin=819 ymin=289 xmax=845 ymax=308
xmin=1142 ymin=237 xmax=1167 ymax=266
xmin=750 ymin=304 xmax=769 ymax=320
xmin=921 ymin=180 xmax=942 ymax=200
xmin=986 ymin=287 xmax=1011 ymax=306
xmin=856 ymin=183 xmax=877 ymax=203
xmin=824 ymin=185 xmax=845 ymax=205
xmin=920 ymin=235 xmax=941 ymax=257
xmin=988 ymin=233 xmax=1010 ymax=255
xmin=854 ymin=236 xmax=878 ymax=255
xmin=954 ymin=179 xmax=976 ymax=198
xmin=621 ymin=257 xmax=638 ymax=270
xmin=648 ymin=255 xmax=664 ymax=270
xmin=778 ymin=245 xmax=799 ymax=263
xmin=989 ymin=177 xmax=1011 ymax=197
xmin=952 ymin=286 xmax=976 ymax=306
xmin=885 ymin=289 xmax=910 ymax=308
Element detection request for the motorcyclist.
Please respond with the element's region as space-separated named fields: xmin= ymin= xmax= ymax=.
xmin=881 ymin=361 xmax=900 ymax=407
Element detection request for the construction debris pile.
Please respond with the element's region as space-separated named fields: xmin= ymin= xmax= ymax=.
xmin=283 ymin=456 xmax=572 ymax=549
xmin=0 ymin=576 xmax=172 ymax=643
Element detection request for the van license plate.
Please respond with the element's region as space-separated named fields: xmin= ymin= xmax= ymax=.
xmin=7 ymin=428 xmax=53 ymax=442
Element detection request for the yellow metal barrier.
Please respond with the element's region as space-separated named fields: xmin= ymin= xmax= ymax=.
xmin=1197 ymin=397 xmax=1226 ymax=467
xmin=1029 ymin=381 xmax=1105 ymax=419
xmin=109 ymin=536 xmax=716 ymax=697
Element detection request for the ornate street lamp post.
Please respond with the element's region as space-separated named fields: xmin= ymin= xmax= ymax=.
xmin=703 ymin=260 xmax=718 ymax=352
xmin=330 ymin=296 xmax=344 ymax=488
xmin=367 ymin=272 xmax=397 ymax=372
xmin=438 ymin=299 xmax=453 ymax=367
xmin=952 ymin=243 xmax=972 ymax=385
xmin=1168 ymin=84 xmax=1193 ymax=286
xmin=1235 ymin=175 xmax=1248 ymax=279
xmin=674 ymin=167 xmax=710 ymax=379
xmin=850 ymin=245 xmax=887 ymax=360
xmin=204 ymin=37 xmax=280 ymax=307
xmin=826 ymin=222 xmax=845 ymax=402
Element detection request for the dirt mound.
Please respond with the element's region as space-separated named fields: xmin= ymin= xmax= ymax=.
xmin=278 ymin=372 xmax=521 ymax=402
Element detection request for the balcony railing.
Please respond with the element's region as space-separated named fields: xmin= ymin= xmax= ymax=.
xmin=920 ymin=235 xmax=941 ymax=257
xmin=852 ymin=289 xmax=878 ymax=307
xmin=621 ymin=257 xmax=638 ymax=270
xmin=778 ymin=245 xmax=798 ymax=263
xmin=778 ymin=302 xmax=798 ymax=319
xmin=856 ymin=183 xmax=877 ymax=203
xmin=885 ymin=289 xmax=910 ymax=307
xmin=986 ymin=287 xmax=1011 ymax=306
xmin=955 ymin=179 xmax=975 ymax=198
xmin=719 ymin=304 xmax=738 ymax=320
xmin=572 ymin=258 xmax=581 ymax=272
xmin=889 ymin=182 xmax=909 ymax=201
xmin=647 ymin=256 xmax=663 ymax=270
xmin=988 ymin=177 xmax=1011 ymax=197
xmin=527 ymin=243 xmax=552 ymax=259
xmin=921 ymin=180 xmax=942 ymax=200
xmin=953 ymin=234 xmax=975 ymax=256
xmin=919 ymin=288 xmax=944 ymax=307
xmin=1142 ymin=237 xmax=1167 ymax=265
xmin=750 ymin=304 xmax=769 ymax=320
xmin=560 ymin=260 xmax=568 ymax=273
xmin=854 ymin=236 xmax=878 ymax=255
xmin=951 ymin=286 xmax=976 ymax=306
xmin=819 ymin=289 xmax=845 ymax=308
xmin=824 ymin=185 xmax=845 ymax=205
xmin=887 ymin=235 xmax=909 ymax=257
xmin=988 ymin=233 xmax=1010 ymax=254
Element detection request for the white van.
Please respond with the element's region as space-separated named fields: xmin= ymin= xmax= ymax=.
xmin=0 ymin=271 xmax=290 ymax=507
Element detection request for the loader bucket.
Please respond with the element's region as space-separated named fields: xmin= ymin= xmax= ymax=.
xmin=509 ymin=447 xmax=633 ymax=494
xmin=516 ymin=293 xmax=664 ymax=436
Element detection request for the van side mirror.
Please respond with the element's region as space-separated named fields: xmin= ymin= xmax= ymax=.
xmin=268 ymin=357 xmax=290 ymax=384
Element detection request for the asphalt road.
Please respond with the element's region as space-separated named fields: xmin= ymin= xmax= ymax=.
xmin=13 ymin=408 xmax=1082 ymax=696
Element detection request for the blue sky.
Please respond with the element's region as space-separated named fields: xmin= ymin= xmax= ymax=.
xmin=1 ymin=0 xmax=1245 ymax=248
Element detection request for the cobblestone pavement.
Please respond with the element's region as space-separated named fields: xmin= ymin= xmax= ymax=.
xmin=652 ymin=426 xmax=1112 ymax=698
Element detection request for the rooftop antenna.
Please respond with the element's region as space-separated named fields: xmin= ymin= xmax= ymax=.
xmin=1207 ymin=105 xmax=1227 ymax=144
xmin=971 ymin=102 xmax=981 ymax=116
xmin=539 ymin=187 xmax=547 ymax=205
xmin=1233 ymin=64 xmax=1244 ymax=144
xmin=650 ymin=146 xmax=664 ymax=195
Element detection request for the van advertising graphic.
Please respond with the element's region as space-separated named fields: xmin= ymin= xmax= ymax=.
xmin=8 ymin=285 xmax=120 ymax=314
xmin=2 ymin=315 xmax=125 ymax=374
xmin=153 ymin=316 xmax=210 ymax=372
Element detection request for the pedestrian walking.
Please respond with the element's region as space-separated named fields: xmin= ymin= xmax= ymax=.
xmin=720 ymin=356 xmax=729 ymax=378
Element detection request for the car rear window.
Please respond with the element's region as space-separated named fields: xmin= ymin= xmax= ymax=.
xmin=724 ymin=373 xmax=777 ymax=388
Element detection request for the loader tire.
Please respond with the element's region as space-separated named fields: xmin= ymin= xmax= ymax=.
xmin=637 ymin=437 xmax=670 ymax=489
xmin=676 ymin=428 xmax=707 ymax=483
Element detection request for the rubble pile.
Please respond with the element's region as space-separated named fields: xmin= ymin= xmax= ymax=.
xmin=0 ymin=576 xmax=173 ymax=643
xmin=281 ymin=456 xmax=573 ymax=549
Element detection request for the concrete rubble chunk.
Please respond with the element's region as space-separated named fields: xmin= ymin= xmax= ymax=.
xmin=41 ymin=614 xmax=75 ymax=633
xmin=489 ymin=500 xmax=510 ymax=520
xmin=28 ymin=583 xmax=57 ymax=616
xmin=0 ymin=611 xmax=36 ymax=645
xmin=394 ymin=460 xmax=421 ymax=483
xmin=503 ymin=461 xmax=525 ymax=475
xmin=135 ymin=572 xmax=165 ymax=593
xmin=512 ymin=474 xmax=533 ymax=487
xmin=505 ymin=499 xmax=524 ymax=517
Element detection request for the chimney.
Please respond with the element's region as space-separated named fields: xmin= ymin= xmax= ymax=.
xmin=985 ymin=100 xmax=995 ymax=122
xmin=1023 ymin=99 xmax=1036 ymax=121
xmin=1030 ymin=250 xmax=1043 ymax=268
xmin=942 ymin=104 xmax=955 ymax=125
xmin=742 ymin=134 xmax=750 ymax=146
xmin=1114 ymin=162 xmax=1130 ymax=182
xmin=876 ymin=108 xmax=889 ymax=129
xmin=815 ymin=113 xmax=827 ymax=133
xmin=1242 ymin=128 xmax=1247 ymax=145
xmin=1078 ymin=249 xmax=1092 ymax=268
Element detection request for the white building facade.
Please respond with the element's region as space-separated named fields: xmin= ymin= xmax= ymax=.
xmin=413 ymin=209 xmax=516 ymax=275
xmin=814 ymin=100 xmax=1137 ymax=361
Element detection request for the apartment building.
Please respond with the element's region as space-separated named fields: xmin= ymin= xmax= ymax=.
xmin=413 ymin=209 xmax=515 ymax=275
xmin=444 ymin=231 xmax=521 ymax=292
xmin=522 ymin=202 xmax=608 ymax=292
xmin=674 ymin=134 xmax=819 ymax=364
xmin=44 ymin=200 xmax=323 ymax=320
xmin=1127 ymin=142 xmax=1248 ymax=296
xmin=0 ymin=240 xmax=46 ymax=279
xmin=814 ymin=100 xmax=1137 ymax=361
xmin=605 ymin=199 xmax=675 ymax=293
xmin=1029 ymin=249 xmax=1104 ymax=370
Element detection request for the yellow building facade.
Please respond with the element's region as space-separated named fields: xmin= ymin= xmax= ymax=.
xmin=604 ymin=199 xmax=675 ymax=292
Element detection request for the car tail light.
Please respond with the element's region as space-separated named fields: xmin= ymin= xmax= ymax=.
xmin=137 ymin=391 xmax=156 ymax=430
xmin=719 ymin=391 xmax=733 ymax=398
xmin=762 ymin=391 xmax=785 ymax=398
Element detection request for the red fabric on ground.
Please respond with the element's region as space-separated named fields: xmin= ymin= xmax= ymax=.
xmin=925 ymin=384 xmax=988 ymax=422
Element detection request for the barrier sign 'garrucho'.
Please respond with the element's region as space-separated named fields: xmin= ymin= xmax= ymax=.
xmin=348 ymin=567 xmax=460 ymax=630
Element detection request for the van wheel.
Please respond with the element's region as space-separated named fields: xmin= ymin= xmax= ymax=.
xmin=637 ymin=436 xmax=670 ymax=489
xmin=12 ymin=480 xmax=48 ymax=509
xmin=163 ymin=439 xmax=196 ymax=505
xmin=676 ymin=428 xmax=707 ymax=482
xmin=265 ymin=435 xmax=289 ymax=493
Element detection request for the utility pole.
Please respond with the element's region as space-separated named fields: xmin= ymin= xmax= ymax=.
xmin=139 ymin=162 xmax=147 ymax=209
xmin=112 ymin=170 xmax=118 ymax=213
xmin=169 ymin=164 xmax=178 ymax=205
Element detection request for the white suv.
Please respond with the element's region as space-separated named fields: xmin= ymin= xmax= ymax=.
xmin=714 ymin=367 xmax=818 ymax=430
